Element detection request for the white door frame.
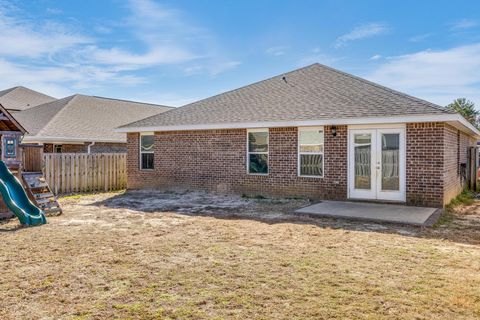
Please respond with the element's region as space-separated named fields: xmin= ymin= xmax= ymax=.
xmin=347 ymin=124 xmax=406 ymax=202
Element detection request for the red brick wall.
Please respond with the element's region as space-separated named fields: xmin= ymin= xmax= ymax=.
xmin=444 ymin=125 xmax=461 ymax=205
xmin=43 ymin=144 xmax=53 ymax=153
xmin=43 ymin=142 xmax=126 ymax=153
xmin=127 ymin=123 xmax=476 ymax=207
xmin=459 ymin=131 xmax=470 ymax=164
xmin=406 ymin=122 xmax=476 ymax=207
xmin=89 ymin=142 xmax=126 ymax=153
xmin=443 ymin=125 xmax=477 ymax=205
xmin=406 ymin=123 xmax=445 ymax=207
xmin=127 ymin=126 xmax=348 ymax=199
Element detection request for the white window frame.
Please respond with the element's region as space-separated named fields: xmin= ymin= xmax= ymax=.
xmin=298 ymin=126 xmax=324 ymax=178
xmin=139 ymin=132 xmax=155 ymax=171
xmin=247 ymin=128 xmax=269 ymax=175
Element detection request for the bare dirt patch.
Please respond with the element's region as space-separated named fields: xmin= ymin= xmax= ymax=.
xmin=1 ymin=190 xmax=480 ymax=319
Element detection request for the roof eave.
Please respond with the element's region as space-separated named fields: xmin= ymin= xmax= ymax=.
xmin=21 ymin=135 xmax=126 ymax=144
xmin=448 ymin=114 xmax=480 ymax=139
xmin=115 ymin=113 xmax=480 ymax=138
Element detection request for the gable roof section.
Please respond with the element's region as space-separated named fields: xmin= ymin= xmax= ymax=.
xmin=117 ymin=63 xmax=479 ymax=137
xmin=0 ymin=86 xmax=56 ymax=112
xmin=16 ymin=94 xmax=172 ymax=143
xmin=0 ymin=103 xmax=26 ymax=133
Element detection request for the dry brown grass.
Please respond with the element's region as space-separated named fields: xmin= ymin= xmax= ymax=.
xmin=1 ymin=190 xmax=480 ymax=319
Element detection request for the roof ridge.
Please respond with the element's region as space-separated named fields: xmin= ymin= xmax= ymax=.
xmin=312 ymin=63 xmax=453 ymax=114
xmin=36 ymin=95 xmax=78 ymax=137
xmin=19 ymin=94 xmax=73 ymax=113
xmin=119 ymin=64 xmax=319 ymax=129
xmin=13 ymin=86 xmax=56 ymax=99
xmin=90 ymin=95 xmax=173 ymax=108
xmin=181 ymin=63 xmax=318 ymax=108
xmin=0 ymin=86 xmax=19 ymax=97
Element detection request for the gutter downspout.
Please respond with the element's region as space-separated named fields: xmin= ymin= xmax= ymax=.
xmin=87 ymin=141 xmax=95 ymax=154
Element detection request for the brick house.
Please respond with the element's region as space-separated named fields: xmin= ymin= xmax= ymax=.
xmin=13 ymin=94 xmax=172 ymax=153
xmin=117 ymin=64 xmax=479 ymax=208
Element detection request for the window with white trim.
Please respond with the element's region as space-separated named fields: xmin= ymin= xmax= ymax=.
xmin=298 ymin=127 xmax=324 ymax=177
xmin=247 ymin=129 xmax=268 ymax=174
xmin=140 ymin=133 xmax=154 ymax=170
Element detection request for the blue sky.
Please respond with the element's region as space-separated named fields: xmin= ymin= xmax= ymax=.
xmin=0 ymin=0 xmax=479 ymax=108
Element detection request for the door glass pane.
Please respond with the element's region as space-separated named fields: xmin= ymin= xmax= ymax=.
xmin=381 ymin=133 xmax=400 ymax=191
xmin=354 ymin=134 xmax=371 ymax=190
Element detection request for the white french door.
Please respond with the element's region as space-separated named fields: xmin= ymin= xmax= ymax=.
xmin=348 ymin=127 xmax=406 ymax=202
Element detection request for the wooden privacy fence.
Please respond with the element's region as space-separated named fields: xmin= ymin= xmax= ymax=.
xmin=22 ymin=144 xmax=44 ymax=172
xmin=43 ymin=153 xmax=127 ymax=195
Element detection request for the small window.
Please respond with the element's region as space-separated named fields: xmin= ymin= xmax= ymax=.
xmin=4 ymin=137 xmax=16 ymax=158
xmin=54 ymin=144 xmax=62 ymax=153
xmin=298 ymin=127 xmax=324 ymax=177
xmin=140 ymin=133 xmax=154 ymax=170
xmin=247 ymin=129 xmax=269 ymax=174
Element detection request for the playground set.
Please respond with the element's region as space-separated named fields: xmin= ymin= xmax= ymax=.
xmin=0 ymin=104 xmax=61 ymax=226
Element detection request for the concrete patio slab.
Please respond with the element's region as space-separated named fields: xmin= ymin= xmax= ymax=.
xmin=295 ymin=201 xmax=440 ymax=226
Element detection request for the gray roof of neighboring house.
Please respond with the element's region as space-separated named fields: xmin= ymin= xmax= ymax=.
xmin=119 ymin=63 xmax=454 ymax=130
xmin=0 ymin=86 xmax=56 ymax=112
xmin=15 ymin=94 xmax=172 ymax=142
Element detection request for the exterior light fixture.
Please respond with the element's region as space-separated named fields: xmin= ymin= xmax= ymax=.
xmin=331 ymin=126 xmax=337 ymax=137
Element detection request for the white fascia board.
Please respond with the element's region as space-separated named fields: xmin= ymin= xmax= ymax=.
xmin=453 ymin=114 xmax=480 ymax=138
xmin=115 ymin=114 xmax=480 ymax=138
xmin=21 ymin=135 xmax=126 ymax=144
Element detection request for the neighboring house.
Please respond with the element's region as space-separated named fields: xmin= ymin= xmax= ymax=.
xmin=117 ymin=63 xmax=480 ymax=208
xmin=15 ymin=94 xmax=172 ymax=153
xmin=0 ymin=86 xmax=56 ymax=113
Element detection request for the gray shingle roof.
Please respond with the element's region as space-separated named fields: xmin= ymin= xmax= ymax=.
xmin=119 ymin=63 xmax=453 ymax=130
xmin=15 ymin=94 xmax=172 ymax=142
xmin=0 ymin=86 xmax=56 ymax=111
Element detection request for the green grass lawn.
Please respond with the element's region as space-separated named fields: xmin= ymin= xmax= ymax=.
xmin=1 ymin=191 xmax=480 ymax=319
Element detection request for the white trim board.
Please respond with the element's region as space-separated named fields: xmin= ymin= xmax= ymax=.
xmin=21 ymin=136 xmax=126 ymax=144
xmin=116 ymin=113 xmax=480 ymax=138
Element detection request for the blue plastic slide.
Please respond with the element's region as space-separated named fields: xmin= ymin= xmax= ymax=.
xmin=0 ymin=161 xmax=46 ymax=226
